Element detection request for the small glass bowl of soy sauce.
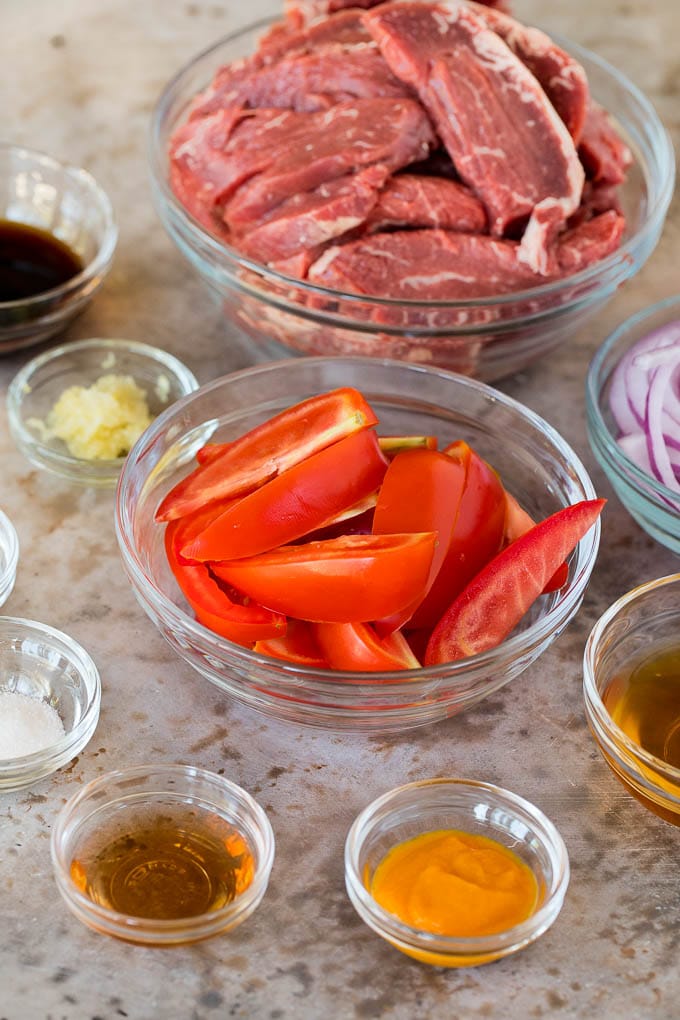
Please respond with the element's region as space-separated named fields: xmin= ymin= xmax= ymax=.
xmin=0 ymin=143 xmax=117 ymax=353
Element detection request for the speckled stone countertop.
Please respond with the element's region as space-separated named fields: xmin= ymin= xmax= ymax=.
xmin=1 ymin=2 xmax=679 ymax=1018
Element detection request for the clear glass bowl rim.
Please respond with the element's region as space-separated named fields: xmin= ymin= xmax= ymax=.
xmin=50 ymin=762 xmax=276 ymax=937
xmin=148 ymin=18 xmax=675 ymax=312
xmin=0 ymin=142 xmax=118 ymax=311
xmin=0 ymin=615 xmax=101 ymax=776
xmin=344 ymin=776 xmax=570 ymax=955
xmin=0 ymin=510 xmax=19 ymax=598
xmin=583 ymin=571 xmax=680 ymax=799
xmin=586 ymin=294 xmax=680 ymax=506
xmin=116 ymin=355 xmax=600 ymax=691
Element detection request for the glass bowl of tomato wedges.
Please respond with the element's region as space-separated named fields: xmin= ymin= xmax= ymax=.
xmin=115 ymin=357 xmax=603 ymax=732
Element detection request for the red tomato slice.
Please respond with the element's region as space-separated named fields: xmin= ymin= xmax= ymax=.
xmin=181 ymin=429 xmax=387 ymax=562
xmin=254 ymin=620 xmax=329 ymax=668
xmin=313 ymin=621 xmax=421 ymax=671
xmin=164 ymin=521 xmax=285 ymax=647
xmin=503 ymin=492 xmax=569 ymax=592
xmin=424 ymin=498 xmax=605 ymax=665
xmin=372 ymin=448 xmax=466 ymax=633
xmin=212 ymin=533 xmax=437 ymax=624
xmin=409 ymin=440 xmax=506 ymax=629
xmin=156 ymin=387 xmax=379 ymax=522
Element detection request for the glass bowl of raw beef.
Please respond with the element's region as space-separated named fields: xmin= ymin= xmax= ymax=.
xmin=115 ymin=356 xmax=601 ymax=732
xmin=148 ymin=6 xmax=673 ymax=382
xmin=586 ymin=295 xmax=680 ymax=554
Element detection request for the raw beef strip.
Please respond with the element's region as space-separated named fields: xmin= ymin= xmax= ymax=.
xmin=170 ymin=106 xmax=253 ymax=228
xmin=578 ymin=102 xmax=633 ymax=185
xmin=258 ymin=8 xmax=372 ymax=61
xmin=285 ymin=0 xmax=510 ymax=21
xmin=193 ymin=45 xmax=411 ymax=117
xmin=556 ymin=210 xmax=626 ymax=273
xmin=367 ymin=174 xmax=487 ymax=233
xmin=364 ymin=2 xmax=584 ymax=271
xmin=223 ymin=99 xmax=435 ymax=231
xmin=238 ymin=166 xmax=389 ymax=264
xmin=307 ymin=228 xmax=543 ymax=300
xmin=467 ymin=1 xmax=589 ymax=141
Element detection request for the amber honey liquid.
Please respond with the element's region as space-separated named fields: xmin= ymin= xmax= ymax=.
xmin=603 ymin=643 xmax=680 ymax=767
xmin=70 ymin=808 xmax=254 ymax=920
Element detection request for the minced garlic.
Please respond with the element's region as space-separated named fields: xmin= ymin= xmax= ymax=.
xmin=30 ymin=373 xmax=153 ymax=460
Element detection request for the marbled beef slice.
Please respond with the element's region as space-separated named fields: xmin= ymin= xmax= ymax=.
xmin=364 ymin=2 xmax=585 ymax=273
xmin=223 ymin=98 xmax=435 ymax=231
xmin=366 ymin=174 xmax=487 ymax=233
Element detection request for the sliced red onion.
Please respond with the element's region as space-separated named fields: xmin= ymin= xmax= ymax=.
xmin=609 ymin=317 xmax=680 ymax=509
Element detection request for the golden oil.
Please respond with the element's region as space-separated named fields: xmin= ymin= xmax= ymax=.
xmin=603 ymin=643 xmax=680 ymax=767
xmin=70 ymin=807 xmax=254 ymax=920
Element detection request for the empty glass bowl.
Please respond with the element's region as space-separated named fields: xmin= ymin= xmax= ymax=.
xmin=115 ymin=356 xmax=601 ymax=732
xmin=149 ymin=21 xmax=673 ymax=382
xmin=51 ymin=764 xmax=275 ymax=945
xmin=0 ymin=143 xmax=117 ymax=352
xmin=7 ymin=336 xmax=199 ymax=487
xmin=0 ymin=510 xmax=19 ymax=609
xmin=0 ymin=616 xmax=101 ymax=792
xmin=344 ymin=778 xmax=570 ymax=967
xmin=584 ymin=573 xmax=680 ymax=825
xmin=586 ymin=295 xmax=680 ymax=553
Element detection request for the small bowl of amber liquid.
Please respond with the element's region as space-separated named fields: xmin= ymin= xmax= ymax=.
xmin=51 ymin=764 xmax=275 ymax=945
xmin=584 ymin=573 xmax=680 ymax=825
xmin=0 ymin=143 xmax=117 ymax=352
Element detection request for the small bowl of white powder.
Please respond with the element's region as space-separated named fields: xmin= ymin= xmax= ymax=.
xmin=0 ymin=617 xmax=101 ymax=791
xmin=6 ymin=337 xmax=199 ymax=487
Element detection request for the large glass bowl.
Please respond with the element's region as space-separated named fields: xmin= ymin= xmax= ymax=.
xmin=115 ymin=357 xmax=600 ymax=732
xmin=148 ymin=20 xmax=673 ymax=382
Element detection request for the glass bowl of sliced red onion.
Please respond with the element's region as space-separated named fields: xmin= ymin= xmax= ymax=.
xmin=149 ymin=9 xmax=674 ymax=382
xmin=586 ymin=295 xmax=680 ymax=553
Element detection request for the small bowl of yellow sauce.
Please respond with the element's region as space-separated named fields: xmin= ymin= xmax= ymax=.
xmin=584 ymin=572 xmax=680 ymax=825
xmin=7 ymin=337 xmax=199 ymax=487
xmin=51 ymin=764 xmax=275 ymax=945
xmin=344 ymin=778 xmax=569 ymax=968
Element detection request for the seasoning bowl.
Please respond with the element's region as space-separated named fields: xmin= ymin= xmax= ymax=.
xmin=0 ymin=617 xmax=101 ymax=792
xmin=51 ymin=764 xmax=275 ymax=946
xmin=583 ymin=573 xmax=680 ymax=825
xmin=0 ymin=143 xmax=117 ymax=353
xmin=116 ymin=356 xmax=600 ymax=732
xmin=586 ymin=295 xmax=680 ymax=553
xmin=344 ymin=778 xmax=569 ymax=967
xmin=7 ymin=337 xmax=199 ymax=487
xmin=0 ymin=510 xmax=19 ymax=609
xmin=149 ymin=20 xmax=673 ymax=382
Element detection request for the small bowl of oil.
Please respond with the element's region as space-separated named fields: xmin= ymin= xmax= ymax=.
xmin=7 ymin=336 xmax=199 ymax=487
xmin=584 ymin=572 xmax=680 ymax=825
xmin=51 ymin=764 xmax=275 ymax=945
xmin=0 ymin=143 xmax=117 ymax=352
xmin=345 ymin=778 xmax=569 ymax=968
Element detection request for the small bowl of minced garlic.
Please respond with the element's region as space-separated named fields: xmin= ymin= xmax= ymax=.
xmin=6 ymin=337 xmax=199 ymax=487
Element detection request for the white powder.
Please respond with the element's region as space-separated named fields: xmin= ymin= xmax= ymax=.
xmin=0 ymin=691 xmax=66 ymax=759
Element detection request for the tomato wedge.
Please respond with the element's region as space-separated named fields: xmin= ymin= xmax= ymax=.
xmin=164 ymin=521 xmax=286 ymax=646
xmin=424 ymin=499 xmax=605 ymax=665
xmin=313 ymin=621 xmax=421 ymax=671
xmin=409 ymin=440 xmax=506 ymax=629
xmin=503 ymin=492 xmax=569 ymax=593
xmin=372 ymin=448 xmax=466 ymax=633
xmin=212 ymin=533 xmax=437 ymax=623
xmin=254 ymin=620 xmax=329 ymax=668
xmin=181 ymin=429 xmax=387 ymax=562
xmin=156 ymin=386 xmax=378 ymax=522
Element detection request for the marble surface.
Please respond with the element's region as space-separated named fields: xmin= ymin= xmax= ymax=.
xmin=1 ymin=1 xmax=679 ymax=1017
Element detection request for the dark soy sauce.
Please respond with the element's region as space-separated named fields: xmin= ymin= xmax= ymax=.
xmin=0 ymin=220 xmax=84 ymax=301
